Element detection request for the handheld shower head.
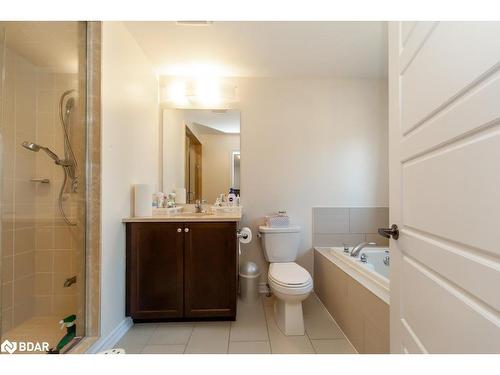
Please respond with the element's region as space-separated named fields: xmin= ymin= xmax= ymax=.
xmin=64 ymin=97 xmax=75 ymax=118
xmin=21 ymin=141 xmax=41 ymax=152
xmin=21 ymin=141 xmax=68 ymax=165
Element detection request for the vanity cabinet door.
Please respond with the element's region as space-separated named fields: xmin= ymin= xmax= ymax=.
xmin=126 ymin=222 xmax=184 ymax=319
xmin=184 ymin=222 xmax=237 ymax=319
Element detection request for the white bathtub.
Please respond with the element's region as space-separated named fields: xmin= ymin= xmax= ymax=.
xmin=314 ymin=246 xmax=390 ymax=304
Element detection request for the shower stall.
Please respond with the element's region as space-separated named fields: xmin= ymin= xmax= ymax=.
xmin=0 ymin=22 xmax=88 ymax=353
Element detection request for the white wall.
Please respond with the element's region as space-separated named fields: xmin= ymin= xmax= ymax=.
xmin=99 ymin=22 xmax=159 ymax=344
xmin=236 ymin=77 xmax=388 ymax=281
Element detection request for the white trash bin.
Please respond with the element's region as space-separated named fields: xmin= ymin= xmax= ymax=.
xmin=239 ymin=261 xmax=261 ymax=303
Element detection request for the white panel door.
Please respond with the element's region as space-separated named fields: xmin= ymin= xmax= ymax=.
xmin=388 ymin=21 xmax=500 ymax=353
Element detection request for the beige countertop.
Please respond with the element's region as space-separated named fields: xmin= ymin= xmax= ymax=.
xmin=122 ymin=212 xmax=242 ymax=223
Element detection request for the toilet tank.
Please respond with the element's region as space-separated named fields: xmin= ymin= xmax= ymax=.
xmin=258 ymin=225 xmax=301 ymax=262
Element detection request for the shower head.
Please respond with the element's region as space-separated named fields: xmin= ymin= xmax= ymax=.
xmin=21 ymin=141 xmax=41 ymax=152
xmin=21 ymin=141 xmax=68 ymax=165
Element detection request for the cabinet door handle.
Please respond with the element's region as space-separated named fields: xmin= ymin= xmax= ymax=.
xmin=177 ymin=228 xmax=182 ymax=233
xmin=184 ymin=227 xmax=190 ymax=233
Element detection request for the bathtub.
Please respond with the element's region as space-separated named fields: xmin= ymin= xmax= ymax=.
xmin=314 ymin=246 xmax=390 ymax=304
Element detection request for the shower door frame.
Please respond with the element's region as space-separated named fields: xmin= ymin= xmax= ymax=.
xmin=69 ymin=21 xmax=102 ymax=353
xmin=0 ymin=25 xmax=5 ymax=343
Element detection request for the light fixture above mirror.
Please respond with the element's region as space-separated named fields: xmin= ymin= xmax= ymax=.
xmin=160 ymin=77 xmax=238 ymax=108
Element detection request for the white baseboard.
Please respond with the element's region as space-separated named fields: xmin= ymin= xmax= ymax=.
xmin=86 ymin=317 xmax=133 ymax=354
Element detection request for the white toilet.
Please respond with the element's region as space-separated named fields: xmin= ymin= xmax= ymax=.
xmin=259 ymin=225 xmax=313 ymax=336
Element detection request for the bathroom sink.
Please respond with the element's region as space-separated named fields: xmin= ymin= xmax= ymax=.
xmin=153 ymin=206 xmax=183 ymax=216
xmin=172 ymin=212 xmax=215 ymax=217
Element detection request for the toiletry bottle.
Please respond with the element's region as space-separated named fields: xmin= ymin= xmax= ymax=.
xmin=228 ymin=192 xmax=236 ymax=206
xmin=156 ymin=192 xmax=165 ymax=208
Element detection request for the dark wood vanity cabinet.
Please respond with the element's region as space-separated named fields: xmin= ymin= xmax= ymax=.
xmin=184 ymin=222 xmax=237 ymax=318
xmin=126 ymin=221 xmax=237 ymax=321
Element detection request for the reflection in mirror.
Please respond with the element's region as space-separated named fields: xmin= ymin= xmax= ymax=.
xmin=163 ymin=109 xmax=240 ymax=204
xmin=231 ymin=151 xmax=240 ymax=193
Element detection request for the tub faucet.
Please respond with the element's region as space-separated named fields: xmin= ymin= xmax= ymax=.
xmin=350 ymin=242 xmax=377 ymax=257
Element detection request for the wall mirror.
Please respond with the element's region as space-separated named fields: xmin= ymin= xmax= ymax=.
xmin=162 ymin=109 xmax=240 ymax=204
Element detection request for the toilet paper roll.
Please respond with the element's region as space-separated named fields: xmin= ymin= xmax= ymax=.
xmin=134 ymin=184 xmax=153 ymax=217
xmin=174 ymin=187 xmax=186 ymax=204
xmin=239 ymin=227 xmax=252 ymax=244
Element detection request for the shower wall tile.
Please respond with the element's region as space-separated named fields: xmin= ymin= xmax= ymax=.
xmin=35 ymin=273 xmax=52 ymax=295
xmin=349 ymin=208 xmax=389 ymax=234
xmin=2 ymin=48 xmax=40 ymax=330
xmin=37 ymin=89 xmax=56 ymax=113
xmin=34 ymin=183 xmax=53 ymax=206
xmin=313 ymin=208 xmax=349 ymax=234
xmin=14 ymin=251 xmax=35 ymax=279
xmin=53 ymin=250 xmax=72 ymax=272
xmin=2 ymin=230 xmax=14 ymax=256
xmin=13 ymin=275 xmax=35 ymax=325
xmin=2 ymin=308 xmax=13 ymax=333
xmin=14 ymin=150 xmax=37 ymax=181
xmin=35 ymin=251 xmax=54 ymax=273
xmin=54 ymin=227 xmax=73 ymax=249
xmin=52 ymin=295 xmax=76 ymax=316
xmin=2 ymin=178 xmax=14 ymax=205
xmin=37 ymin=70 xmax=55 ymax=89
xmin=2 ymin=283 xmax=13 ymax=310
xmin=37 ymin=112 xmax=55 ymax=135
xmin=312 ymin=207 xmax=389 ymax=248
xmin=313 ymin=233 xmax=365 ymax=247
xmin=2 ymin=256 xmax=13 ymax=283
xmin=14 ymin=228 xmax=36 ymax=254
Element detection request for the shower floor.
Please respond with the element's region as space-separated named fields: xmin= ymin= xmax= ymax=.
xmin=1 ymin=316 xmax=66 ymax=354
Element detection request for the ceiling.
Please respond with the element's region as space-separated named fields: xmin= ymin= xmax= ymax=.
xmin=183 ymin=109 xmax=240 ymax=134
xmin=125 ymin=21 xmax=387 ymax=79
xmin=0 ymin=21 xmax=80 ymax=73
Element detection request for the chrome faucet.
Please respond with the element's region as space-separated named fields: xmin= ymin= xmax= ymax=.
xmin=350 ymin=241 xmax=377 ymax=257
xmin=195 ymin=199 xmax=207 ymax=213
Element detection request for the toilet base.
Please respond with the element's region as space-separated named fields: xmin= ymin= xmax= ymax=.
xmin=273 ymin=298 xmax=305 ymax=336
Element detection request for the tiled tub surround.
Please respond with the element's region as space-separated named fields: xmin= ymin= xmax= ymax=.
xmin=312 ymin=207 xmax=389 ymax=353
xmin=312 ymin=207 xmax=389 ymax=247
xmin=314 ymin=250 xmax=389 ymax=353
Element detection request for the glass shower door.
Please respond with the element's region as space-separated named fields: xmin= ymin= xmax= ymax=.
xmin=0 ymin=22 xmax=87 ymax=354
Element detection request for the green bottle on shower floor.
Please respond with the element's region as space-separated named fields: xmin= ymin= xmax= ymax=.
xmin=48 ymin=314 xmax=77 ymax=354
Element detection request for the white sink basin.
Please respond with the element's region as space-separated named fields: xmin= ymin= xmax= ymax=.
xmin=172 ymin=212 xmax=215 ymax=217
xmin=153 ymin=206 xmax=183 ymax=216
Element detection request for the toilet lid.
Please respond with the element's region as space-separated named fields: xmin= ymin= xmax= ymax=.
xmin=269 ymin=263 xmax=312 ymax=286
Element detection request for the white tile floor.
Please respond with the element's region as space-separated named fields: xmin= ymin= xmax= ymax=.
xmin=115 ymin=293 xmax=357 ymax=354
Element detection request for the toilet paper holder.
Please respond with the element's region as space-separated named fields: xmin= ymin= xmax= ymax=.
xmin=236 ymin=229 xmax=249 ymax=240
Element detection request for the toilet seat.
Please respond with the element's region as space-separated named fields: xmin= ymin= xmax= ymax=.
xmin=269 ymin=262 xmax=312 ymax=285
xmin=268 ymin=262 xmax=313 ymax=294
